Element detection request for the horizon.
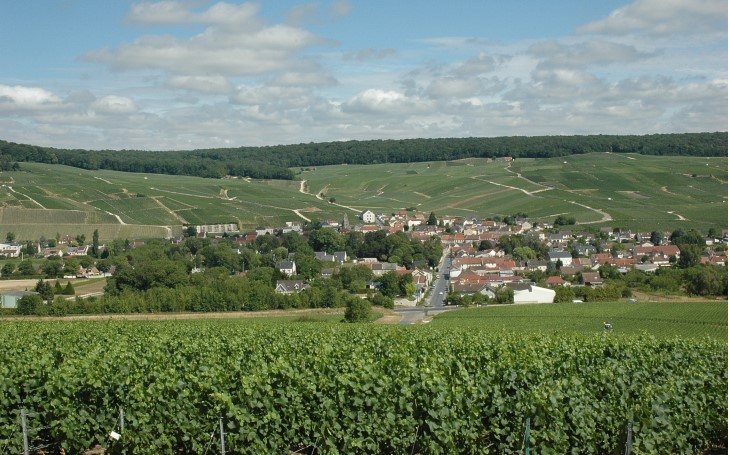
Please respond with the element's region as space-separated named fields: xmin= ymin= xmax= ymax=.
xmin=0 ymin=0 xmax=727 ymax=151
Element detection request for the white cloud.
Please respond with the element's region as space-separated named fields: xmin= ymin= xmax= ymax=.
xmin=341 ymin=89 xmax=430 ymax=115
xmin=127 ymin=1 xmax=261 ymax=28
xmin=87 ymin=2 xmax=327 ymax=77
xmin=578 ymin=0 xmax=727 ymax=36
xmin=0 ymin=84 xmax=61 ymax=108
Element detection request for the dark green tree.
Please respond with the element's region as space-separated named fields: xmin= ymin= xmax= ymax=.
xmin=34 ymin=279 xmax=54 ymax=302
xmin=427 ymin=211 xmax=438 ymax=226
xmin=63 ymin=281 xmax=75 ymax=295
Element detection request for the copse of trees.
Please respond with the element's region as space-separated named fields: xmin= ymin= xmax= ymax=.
xmin=0 ymin=132 xmax=725 ymax=180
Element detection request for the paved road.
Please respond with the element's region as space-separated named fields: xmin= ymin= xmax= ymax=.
xmin=395 ymin=251 xmax=460 ymax=324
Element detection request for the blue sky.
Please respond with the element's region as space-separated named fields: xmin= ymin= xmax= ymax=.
xmin=0 ymin=0 xmax=726 ymax=150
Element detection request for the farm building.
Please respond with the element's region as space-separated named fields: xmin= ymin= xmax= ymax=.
xmin=0 ymin=291 xmax=39 ymax=309
xmin=506 ymin=283 xmax=555 ymax=304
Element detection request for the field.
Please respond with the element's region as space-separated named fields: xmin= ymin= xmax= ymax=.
xmin=0 ymin=153 xmax=725 ymax=241
xmin=431 ymin=301 xmax=728 ymax=340
xmin=0 ymin=319 xmax=726 ymax=454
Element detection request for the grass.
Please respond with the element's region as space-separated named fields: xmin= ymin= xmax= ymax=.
xmin=431 ymin=301 xmax=728 ymax=341
xmin=0 ymin=153 xmax=725 ymax=241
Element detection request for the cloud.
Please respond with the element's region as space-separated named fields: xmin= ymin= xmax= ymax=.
xmin=425 ymin=77 xmax=481 ymax=99
xmin=87 ymin=2 xmax=327 ymax=77
xmin=91 ymin=96 xmax=137 ymax=114
xmin=0 ymin=84 xmax=61 ymax=108
xmin=341 ymin=89 xmax=433 ymax=116
xmin=126 ymin=1 xmax=195 ymax=25
xmin=167 ymin=75 xmax=233 ymax=94
xmin=330 ymin=1 xmax=352 ymax=18
xmin=127 ymin=1 xmax=261 ymax=28
xmin=577 ymin=0 xmax=727 ymax=36
xmin=454 ymin=54 xmax=503 ymax=76
xmin=343 ymin=48 xmax=397 ymax=61
xmin=528 ymin=40 xmax=655 ymax=70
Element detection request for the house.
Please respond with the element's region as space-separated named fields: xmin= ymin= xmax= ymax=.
xmin=506 ymin=283 xmax=556 ymax=304
xmin=581 ymin=272 xmax=603 ymax=287
xmin=361 ymin=210 xmax=376 ymax=223
xmin=66 ymin=245 xmax=89 ymax=256
xmin=0 ymin=243 xmax=21 ymax=258
xmin=276 ymin=261 xmax=297 ymax=277
xmin=282 ymin=221 xmax=302 ymax=234
xmin=452 ymin=282 xmax=491 ymax=297
xmin=275 ymin=280 xmax=310 ymax=294
xmin=548 ymin=251 xmax=573 ymax=266
xmin=544 ymin=276 xmax=568 ymax=287
xmin=315 ymin=252 xmax=335 ymax=262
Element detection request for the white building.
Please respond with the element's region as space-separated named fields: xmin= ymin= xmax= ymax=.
xmin=360 ymin=210 xmax=376 ymax=223
xmin=507 ymin=283 xmax=556 ymax=304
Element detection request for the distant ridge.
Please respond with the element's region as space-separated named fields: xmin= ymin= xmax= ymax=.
xmin=0 ymin=132 xmax=726 ymax=181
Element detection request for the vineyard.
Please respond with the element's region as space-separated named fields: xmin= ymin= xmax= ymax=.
xmin=432 ymin=301 xmax=729 ymax=340
xmin=0 ymin=320 xmax=726 ymax=454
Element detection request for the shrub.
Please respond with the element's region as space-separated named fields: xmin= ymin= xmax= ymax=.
xmin=344 ymin=297 xmax=371 ymax=323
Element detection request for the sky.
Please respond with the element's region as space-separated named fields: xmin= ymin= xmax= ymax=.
xmin=0 ymin=0 xmax=726 ymax=150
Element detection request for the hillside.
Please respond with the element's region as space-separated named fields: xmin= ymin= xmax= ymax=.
xmin=0 ymin=152 xmax=725 ymax=241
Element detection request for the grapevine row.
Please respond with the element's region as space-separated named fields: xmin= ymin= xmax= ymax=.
xmin=0 ymin=320 xmax=726 ymax=454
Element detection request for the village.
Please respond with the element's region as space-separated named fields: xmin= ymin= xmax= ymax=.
xmin=0 ymin=206 xmax=724 ymax=310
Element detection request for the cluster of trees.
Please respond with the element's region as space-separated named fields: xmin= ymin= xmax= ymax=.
xmin=1 ymin=132 xmax=725 ymax=181
xmin=14 ymin=224 xmax=429 ymax=316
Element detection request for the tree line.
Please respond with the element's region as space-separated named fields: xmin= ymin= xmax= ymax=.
xmin=0 ymin=132 xmax=725 ymax=180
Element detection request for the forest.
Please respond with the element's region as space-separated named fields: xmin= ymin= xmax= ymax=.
xmin=0 ymin=132 xmax=725 ymax=180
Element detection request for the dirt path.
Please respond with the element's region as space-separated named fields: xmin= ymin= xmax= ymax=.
xmin=568 ymin=201 xmax=613 ymax=224
xmin=151 ymin=196 xmax=188 ymax=224
xmin=667 ymin=211 xmax=688 ymax=221
xmin=3 ymin=185 xmax=45 ymax=209
xmin=292 ymin=209 xmax=311 ymax=222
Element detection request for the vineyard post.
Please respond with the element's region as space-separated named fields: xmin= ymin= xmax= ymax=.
xmin=20 ymin=408 xmax=29 ymax=455
xmin=624 ymin=422 xmax=633 ymax=455
xmin=219 ymin=417 xmax=226 ymax=455
xmin=524 ymin=417 xmax=530 ymax=455
xmin=120 ymin=408 xmax=125 ymax=455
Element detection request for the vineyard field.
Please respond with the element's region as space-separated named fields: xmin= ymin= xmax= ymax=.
xmin=0 ymin=320 xmax=726 ymax=454
xmin=432 ymin=301 xmax=728 ymax=340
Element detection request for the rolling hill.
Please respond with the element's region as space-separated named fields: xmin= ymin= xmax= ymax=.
xmin=0 ymin=152 xmax=725 ymax=241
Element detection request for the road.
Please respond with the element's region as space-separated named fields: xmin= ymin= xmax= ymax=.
xmin=395 ymin=250 xmax=459 ymax=324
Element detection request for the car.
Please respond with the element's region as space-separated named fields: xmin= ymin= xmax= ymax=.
xmin=572 ymin=299 xmax=583 ymax=303
xmin=438 ymin=291 xmax=444 ymax=295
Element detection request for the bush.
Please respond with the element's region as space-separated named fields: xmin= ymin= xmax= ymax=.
xmin=16 ymin=294 xmax=43 ymax=315
xmin=344 ymin=297 xmax=371 ymax=323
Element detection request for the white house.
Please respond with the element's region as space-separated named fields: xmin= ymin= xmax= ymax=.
xmin=276 ymin=261 xmax=297 ymax=277
xmin=548 ymin=251 xmax=573 ymax=266
xmin=0 ymin=243 xmax=21 ymax=258
xmin=360 ymin=210 xmax=376 ymax=223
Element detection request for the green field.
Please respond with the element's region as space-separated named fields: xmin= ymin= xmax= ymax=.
xmin=0 ymin=152 xmax=725 ymax=240
xmin=432 ymin=301 xmax=728 ymax=340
